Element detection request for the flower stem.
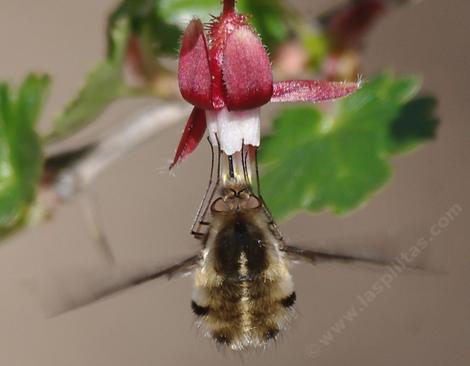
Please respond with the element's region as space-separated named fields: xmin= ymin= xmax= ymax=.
xmin=223 ymin=0 xmax=236 ymax=13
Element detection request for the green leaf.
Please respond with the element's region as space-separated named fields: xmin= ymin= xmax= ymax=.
xmin=158 ymin=0 xmax=220 ymax=25
xmin=259 ymin=73 xmax=438 ymax=220
xmin=0 ymin=74 xmax=50 ymax=233
xmin=237 ymin=0 xmax=289 ymax=51
xmin=110 ymin=0 xmax=181 ymax=57
xmin=48 ymin=19 xmax=131 ymax=141
xmin=302 ymin=33 xmax=330 ymax=70
xmin=159 ymin=0 xmax=290 ymax=50
xmin=387 ymin=96 xmax=439 ymax=154
xmin=112 ymin=0 xmax=291 ymax=55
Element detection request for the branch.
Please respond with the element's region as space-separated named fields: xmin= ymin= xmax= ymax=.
xmin=50 ymin=101 xmax=191 ymax=201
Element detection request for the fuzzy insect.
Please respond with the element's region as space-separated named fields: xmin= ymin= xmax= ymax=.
xmin=191 ymin=181 xmax=296 ymax=349
xmin=46 ymin=143 xmax=403 ymax=351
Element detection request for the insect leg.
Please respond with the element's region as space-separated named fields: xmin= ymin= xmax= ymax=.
xmin=190 ymin=137 xmax=221 ymax=239
xmin=197 ymin=137 xmax=221 ymax=221
xmin=241 ymin=143 xmax=250 ymax=185
xmin=253 ymin=146 xmax=284 ymax=242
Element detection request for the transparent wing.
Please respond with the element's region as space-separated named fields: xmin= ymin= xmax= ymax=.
xmin=282 ymin=243 xmax=434 ymax=272
xmin=35 ymin=253 xmax=201 ymax=316
xmin=282 ymin=244 xmax=392 ymax=266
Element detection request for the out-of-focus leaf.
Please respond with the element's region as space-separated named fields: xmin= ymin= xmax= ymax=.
xmin=0 ymin=75 xmax=50 ymax=234
xmin=302 ymin=33 xmax=330 ymax=70
xmin=158 ymin=0 xmax=220 ymax=25
xmin=109 ymin=0 xmax=181 ymax=57
xmin=48 ymin=19 xmax=131 ymax=141
xmin=259 ymin=74 xmax=437 ymax=220
xmin=111 ymin=0 xmax=291 ymax=55
xmin=160 ymin=0 xmax=290 ymax=50
xmin=387 ymin=96 xmax=439 ymax=154
xmin=237 ymin=0 xmax=289 ymax=51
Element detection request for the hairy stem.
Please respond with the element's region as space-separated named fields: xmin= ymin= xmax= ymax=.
xmin=223 ymin=0 xmax=236 ymax=13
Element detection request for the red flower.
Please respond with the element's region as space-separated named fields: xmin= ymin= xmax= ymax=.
xmin=170 ymin=0 xmax=360 ymax=168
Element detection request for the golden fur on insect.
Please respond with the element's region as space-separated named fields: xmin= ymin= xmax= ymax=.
xmin=191 ymin=182 xmax=296 ymax=350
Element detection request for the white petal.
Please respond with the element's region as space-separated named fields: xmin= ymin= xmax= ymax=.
xmin=206 ymin=108 xmax=261 ymax=155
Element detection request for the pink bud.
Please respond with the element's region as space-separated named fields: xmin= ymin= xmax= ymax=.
xmin=328 ymin=0 xmax=385 ymax=49
xmin=222 ymin=27 xmax=273 ymax=110
xmin=178 ymin=19 xmax=212 ymax=110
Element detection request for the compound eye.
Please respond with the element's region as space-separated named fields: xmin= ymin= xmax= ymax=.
xmin=238 ymin=190 xmax=250 ymax=200
xmin=211 ymin=197 xmax=230 ymax=213
xmin=242 ymin=195 xmax=261 ymax=210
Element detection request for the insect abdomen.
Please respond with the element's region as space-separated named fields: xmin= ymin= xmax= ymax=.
xmin=192 ymin=276 xmax=295 ymax=349
xmin=192 ymin=212 xmax=296 ymax=349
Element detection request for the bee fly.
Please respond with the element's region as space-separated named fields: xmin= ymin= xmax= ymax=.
xmin=49 ymin=142 xmax=414 ymax=350
xmin=190 ymin=181 xmax=296 ymax=349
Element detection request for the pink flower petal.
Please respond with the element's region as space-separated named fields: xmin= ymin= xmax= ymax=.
xmin=178 ymin=19 xmax=212 ymax=109
xmin=271 ymin=80 xmax=360 ymax=103
xmin=170 ymin=107 xmax=207 ymax=169
xmin=222 ymin=27 xmax=273 ymax=110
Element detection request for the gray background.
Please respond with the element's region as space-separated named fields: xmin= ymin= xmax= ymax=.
xmin=0 ymin=0 xmax=468 ymax=365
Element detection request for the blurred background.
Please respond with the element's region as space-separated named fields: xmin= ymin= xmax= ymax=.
xmin=0 ymin=0 xmax=468 ymax=365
